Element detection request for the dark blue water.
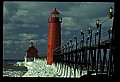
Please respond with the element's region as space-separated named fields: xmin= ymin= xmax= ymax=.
xmin=3 ymin=60 xmax=28 ymax=77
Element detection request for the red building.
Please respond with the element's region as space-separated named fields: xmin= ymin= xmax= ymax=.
xmin=25 ymin=42 xmax=38 ymax=62
xmin=47 ymin=8 xmax=62 ymax=65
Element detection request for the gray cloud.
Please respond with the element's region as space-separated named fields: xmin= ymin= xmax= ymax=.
xmin=63 ymin=31 xmax=71 ymax=36
xmin=38 ymin=39 xmax=47 ymax=44
xmin=18 ymin=33 xmax=39 ymax=40
xmin=3 ymin=40 xmax=13 ymax=45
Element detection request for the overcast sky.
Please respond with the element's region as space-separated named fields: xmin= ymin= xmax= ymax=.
xmin=3 ymin=1 xmax=114 ymax=60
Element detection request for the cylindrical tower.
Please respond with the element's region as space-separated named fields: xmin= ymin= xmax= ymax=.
xmin=47 ymin=8 xmax=62 ymax=65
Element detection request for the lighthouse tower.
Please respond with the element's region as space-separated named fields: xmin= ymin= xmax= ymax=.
xmin=47 ymin=8 xmax=62 ymax=65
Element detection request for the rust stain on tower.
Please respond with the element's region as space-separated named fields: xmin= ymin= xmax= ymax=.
xmin=47 ymin=8 xmax=62 ymax=65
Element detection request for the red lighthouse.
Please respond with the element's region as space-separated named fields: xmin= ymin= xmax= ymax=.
xmin=47 ymin=8 xmax=62 ymax=65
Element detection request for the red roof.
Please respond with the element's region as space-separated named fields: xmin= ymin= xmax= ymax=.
xmin=51 ymin=8 xmax=60 ymax=14
xmin=26 ymin=46 xmax=38 ymax=53
xmin=26 ymin=45 xmax=38 ymax=58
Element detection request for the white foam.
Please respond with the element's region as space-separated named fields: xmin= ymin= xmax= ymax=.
xmin=22 ymin=59 xmax=87 ymax=77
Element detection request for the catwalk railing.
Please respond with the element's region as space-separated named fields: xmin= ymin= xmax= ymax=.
xmin=53 ymin=7 xmax=114 ymax=77
xmin=53 ymin=38 xmax=114 ymax=77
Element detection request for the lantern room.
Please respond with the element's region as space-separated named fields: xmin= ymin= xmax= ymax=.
xmin=51 ymin=8 xmax=60 ymax=17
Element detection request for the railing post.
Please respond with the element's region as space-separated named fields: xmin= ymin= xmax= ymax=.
xmin=65 ymin=43 xmax=67 ymax=63
xmin=67 ymin=41 xmax=70 ymax=63
xmin=62 ymin=46 xmax=64 ymax=62
xmin=70 ymin=39 xmax=72 ymax=62
xmin=96 ymin=20 xmax=101 ymax=74
xmin=87 ymin=26 xmax=92 ymax=74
